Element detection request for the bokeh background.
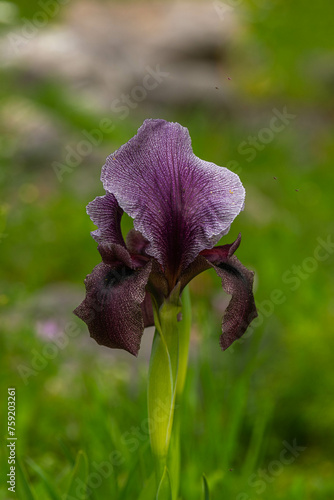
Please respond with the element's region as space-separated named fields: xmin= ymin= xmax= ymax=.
xmin=1 ymin=0 xmax=334 ymax=499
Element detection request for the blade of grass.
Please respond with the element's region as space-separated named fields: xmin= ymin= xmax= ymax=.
xmin=221 ymin=378 xmax=248 ymax=469
xmin=16 ymin=456 xmax=37 ymax=500
xmin=242 ymin=400 xmax=273 ymax=477
xmin=65 ymin=450 xmax=88 ymax=500
xmin=202 ymin=474 xmax=210 ymax=500
xmin=25 ymin=457 xmax=60 ymax=500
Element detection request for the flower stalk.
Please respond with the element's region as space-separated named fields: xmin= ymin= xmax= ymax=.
xmin=147 ymin=286 xmax=191 ymax=498
xmin=168 ymin=286 xmax=191 ymax=500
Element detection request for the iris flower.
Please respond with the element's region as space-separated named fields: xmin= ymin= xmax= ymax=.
xmin=74 ymin=119 xmax=257 ymax=356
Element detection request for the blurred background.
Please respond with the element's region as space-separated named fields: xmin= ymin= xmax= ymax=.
xmin=1 ymin=0 xmax=334 ymax=499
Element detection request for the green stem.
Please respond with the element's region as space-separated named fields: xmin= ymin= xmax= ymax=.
xmin=175 ymin=286 xmax=191 ymax=400
xmin=147 ymin=286 xmax=192 ymax=499
xmin=168 ymin=286 xmax=191 ymax=499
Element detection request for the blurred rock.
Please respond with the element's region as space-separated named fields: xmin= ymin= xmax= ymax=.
xmin=1 ymin=1 xmax=239 ymax=111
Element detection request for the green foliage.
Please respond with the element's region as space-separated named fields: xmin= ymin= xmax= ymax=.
xmin=202 ymin=475 xmax=210 ymax=500
xmin=65 ymin=451 xmax=89 ymax=500
xmin=156 ymin=467 xmax=173 ymax=500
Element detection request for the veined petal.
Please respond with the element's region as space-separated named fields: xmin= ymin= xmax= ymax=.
xmin=87 ymin=191 xmax=125 ymax=246
xmin=73 ymin=260 xmax=152 ymax=356
xmin=101 ymin=119 xmax=245 ymax=284
xmin=201 ymin=234 xmax=257 ymax=350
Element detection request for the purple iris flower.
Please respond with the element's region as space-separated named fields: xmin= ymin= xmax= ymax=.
xmin=74 ymin=119 xmax=257 ymax=356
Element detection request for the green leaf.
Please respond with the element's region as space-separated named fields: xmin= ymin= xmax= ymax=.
xmin=64 ymin=450 xmax=88 ymax=500
xmin=16 ymin=456 xmax=37 ymax=500
xmin=202 ymin=474 xmax=210 ymax=500
xmin=168 ymin=413 xmax=180 ymax=500
xmin=156 ymin=467 xmax=172 ymax=500
xmin=25 ymin=457 xmax=60 ymax=500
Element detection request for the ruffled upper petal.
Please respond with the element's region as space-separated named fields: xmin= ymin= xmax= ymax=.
xmin=87 ymin=191 xmax=125 ymax=246
xmin=101 ymin=119 xmax=245 ymax=284
xmin=201 ymin=234 xmax=258 ymax=350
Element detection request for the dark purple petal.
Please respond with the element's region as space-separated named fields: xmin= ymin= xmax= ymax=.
xmin=179 ymin=236 xmax=242 ymax=290
xmin=146 ymin=258 xmax=170 ymax=305
xmin=87 ymin=191 xmax=125 ymax=246
xmin=141 ymin=292 xmax=154 ymax=328
xmin=101 ymin=119 xmax=245 ymax=285
xmin=73 ymin=260 xmax=152 ymax=356
xmin=126 ymin=229 xmax=150 ymax=255
xmin=200 ymin=232 xmax=241 ymax=262
xmin=97 ymin=242 xmax=133 ymax=268
xmin=201 ymin=235 xmax=257 ymax=350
